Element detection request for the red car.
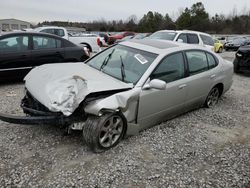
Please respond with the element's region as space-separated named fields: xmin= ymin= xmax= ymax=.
xmin=108 ymin=31 xmax=135 ymax=44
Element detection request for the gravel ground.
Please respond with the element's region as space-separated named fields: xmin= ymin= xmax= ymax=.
xmin=0 ymin=52 xmax=250 ymax=187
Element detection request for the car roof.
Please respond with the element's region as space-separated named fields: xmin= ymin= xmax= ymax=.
xmin=121 ymin=39 xmax=209 ymax=55
xmin=34 ymin=26 xmax=65 ymax=30
xmin=0 ymin=31 xmax=64 ymax=40
xmin=155 ymin=30 xmax=212 ymax=36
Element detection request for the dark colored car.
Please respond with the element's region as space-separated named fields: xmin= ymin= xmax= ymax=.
xmin=224 ymin=37 xmax=250 ymax=51
xmin=233 ymin=45 xmax=250 ymax=73
xmin=0 ymin=32 xmax=89 ymax=81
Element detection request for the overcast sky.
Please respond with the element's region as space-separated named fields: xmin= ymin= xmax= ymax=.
xmin=1 ymin=0 xmax=250 ymax=24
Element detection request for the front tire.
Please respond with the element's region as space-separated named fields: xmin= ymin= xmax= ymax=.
xmin=205 ymin=87 xmax=220 ymax=108
xmin=82 ymin=113 xmax=126 ymax=153
xmin=233 ymin=61 xmax=241 ymax=73
xmin=218 ymin=47 xmax=223 ymax=53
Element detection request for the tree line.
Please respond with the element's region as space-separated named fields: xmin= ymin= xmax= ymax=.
xmin=38 ymin=2 xmax=250 ymax=34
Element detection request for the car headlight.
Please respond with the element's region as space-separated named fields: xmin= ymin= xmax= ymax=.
xmin=236 ymin=53 xmax=242 ymax=57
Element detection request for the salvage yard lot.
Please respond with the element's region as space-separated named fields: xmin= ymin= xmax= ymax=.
xmin=0 ymin=52 xmax=250 ymax=187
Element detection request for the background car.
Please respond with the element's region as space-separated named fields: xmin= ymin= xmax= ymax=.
xmin=148 ymin=30 xmax=215 ymax=51
xmin=214 ymin=39 xmax=223 ymax=53
xmin=97 ymin=33 xmax=109 ymax=47
xmin=224 ymin=37 xmax=250 ymax=51
xmin=108 ymin=31 xmax=135 ymax=44
xmin=233 ymin=45 xmax=250 ymax=73
xmin=0 ymin=39 xmax=233 ymax=152
xmin=0 ymin=32 xmax=89 ymax=81
xmin=115 ymin=33 xmax=151 ymax=43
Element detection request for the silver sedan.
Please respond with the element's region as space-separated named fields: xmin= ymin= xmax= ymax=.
xmin=0 ymin=39 xmax=233 ymax=152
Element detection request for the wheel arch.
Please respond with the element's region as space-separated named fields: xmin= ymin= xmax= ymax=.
xmin=213 ymin=83 xmax=224 ymax=97
xmin=80 ymin=42 xmax=92 ymax=52
xmin=99 ymin=109 xmax=128 ymax=138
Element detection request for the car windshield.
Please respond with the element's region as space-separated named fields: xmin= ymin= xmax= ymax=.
xmin=148 ymin=31 xmax=177 ymax=41
xmin=133 ymin=33 xmax=147 ymax=39
xmin=86 ymin=44 xmax=158 ymax=84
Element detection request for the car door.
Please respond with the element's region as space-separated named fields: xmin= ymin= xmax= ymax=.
xmin=0 ymin=34 xmax=32 ymax=80
xmin=183 ymin=50 xmax=215 ymax=110
xmin=137 ymin=52 xmax=188 ymax=130
xmin=31 ymin=34 xmax=65 ymax=67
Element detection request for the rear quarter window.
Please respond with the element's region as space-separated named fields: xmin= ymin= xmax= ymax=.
xmin=187 ymin=34 xmax=199 ymax=44
xmin=206 ymin=53 xmax=218 ymax=69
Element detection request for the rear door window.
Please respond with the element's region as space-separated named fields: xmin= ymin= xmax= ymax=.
xmin=187 ymin=34 xmax=199 ymax=44
xmin=206 ymin=53 xmax=218 ymax=69
xmin=186 ymin=51 xmax=208 ymax=75
xmin=33 ymin=36 xmax=62 ymax=49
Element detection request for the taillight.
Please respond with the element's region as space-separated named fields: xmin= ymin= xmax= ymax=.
xmin=97 ymin=37 xmax=101 ymax=46
xmin=83 ymin=47 xmax=90 ymax=57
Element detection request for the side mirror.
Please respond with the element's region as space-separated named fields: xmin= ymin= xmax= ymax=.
xmin=143 ymin=79 xmax=166 ymax=90
xmin=177 ymin=39 xmax=183 ymax=43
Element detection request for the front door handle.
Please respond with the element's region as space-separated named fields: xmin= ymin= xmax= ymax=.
xmin=178 ymin=84 xmax=187 ymax=89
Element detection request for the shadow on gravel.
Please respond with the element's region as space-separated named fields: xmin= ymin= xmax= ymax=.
xmin=0 ymin=80 xmax=25 ymax=86
xmin=236 ymin=72 xmax=250 ymax=77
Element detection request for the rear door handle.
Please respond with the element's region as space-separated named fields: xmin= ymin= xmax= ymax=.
xmin=210 ymin=74 xmax=216 ymax=79
xmin=178 ymin=84 xmax=187 ymax=89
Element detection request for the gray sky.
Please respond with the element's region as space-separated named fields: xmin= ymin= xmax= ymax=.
xmin=1 ymin=0 xmax=250 ymax=24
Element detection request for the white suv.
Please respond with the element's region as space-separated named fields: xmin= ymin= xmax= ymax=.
xmin=148 ymin=30 xmax=214 ymax=51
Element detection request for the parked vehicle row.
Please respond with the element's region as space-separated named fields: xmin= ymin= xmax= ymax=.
xmin=214 ymin=39 xmax=224 ymax=53
xmin=234 ymin=44 xmax=250 ymax=73
xmin=0 ymin=39 xmax=233 ymax=152
xmin=224 ymin=37 xmax=250 ymax=51
xmin=0 ymin=32 xmax=89 ymax=81
xmin=147 ymin=30 xmax=215 ymax=51
xmin=34 ymin=26 xmax=101 ymax=53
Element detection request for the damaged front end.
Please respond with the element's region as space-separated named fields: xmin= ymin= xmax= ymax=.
xmin=0 ymin=90 xmax=84 ymax=126
xmin=0 ymin=86 xmax=137 ymax=129
xmin=0 ymin=63 xmax=140 ymax=137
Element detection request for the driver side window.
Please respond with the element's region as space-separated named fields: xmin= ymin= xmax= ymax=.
xmin=150 ymin=52 xmax=185 ymax=83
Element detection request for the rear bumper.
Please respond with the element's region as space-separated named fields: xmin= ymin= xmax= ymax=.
xmin=0 ymin=112 xmax=76 ymax=125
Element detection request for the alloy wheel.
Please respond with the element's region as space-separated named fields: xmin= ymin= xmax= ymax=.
xmin=99 ymin=115 xmax=124 ymax=148
xmin=206 ymin=87 xmax=220 ymax=107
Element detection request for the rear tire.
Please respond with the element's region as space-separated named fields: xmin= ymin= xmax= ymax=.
xmin=205 ymin=87 xmax=220 ymax=108
xmin=82 ymin=113 xmax=126 ymax=153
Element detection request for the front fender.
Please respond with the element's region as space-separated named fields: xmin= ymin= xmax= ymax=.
xmin=84 ymin=88 xmax=141 ymax=117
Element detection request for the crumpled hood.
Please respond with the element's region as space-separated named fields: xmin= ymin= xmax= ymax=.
xmin=24 ymin=63 xmax=133 ymax=116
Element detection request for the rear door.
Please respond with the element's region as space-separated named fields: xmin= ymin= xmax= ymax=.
xmin=183 ymin=50 xmax=215 ymax=110
xmin=0 ymin=34 xmax=32 ymax=79
xmin=31 ymin=34 xmax=65 ymax=67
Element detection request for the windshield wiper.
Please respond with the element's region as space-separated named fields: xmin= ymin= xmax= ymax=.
xmin=100 ymin=49 xmax=115 ymax=71
xmin=120 ymin=55 xmax=126 ymax=82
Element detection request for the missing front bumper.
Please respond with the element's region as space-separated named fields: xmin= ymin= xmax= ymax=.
xmin=0 ymin=112 xmax=76 ymax=126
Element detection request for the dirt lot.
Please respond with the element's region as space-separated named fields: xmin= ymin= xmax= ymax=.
xmin=0 ymin=52 xmax=250 ymax=187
